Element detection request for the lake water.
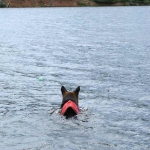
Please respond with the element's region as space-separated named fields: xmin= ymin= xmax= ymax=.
xmin=0 ymin=7 xmax=150 ymax=150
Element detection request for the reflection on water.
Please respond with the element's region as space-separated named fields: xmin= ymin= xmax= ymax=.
xmin=0 ymin=7 xmax=150 ymax=150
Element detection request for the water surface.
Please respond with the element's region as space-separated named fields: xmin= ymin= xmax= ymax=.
xmin=0 ymin=7 xmax=150 ymax=150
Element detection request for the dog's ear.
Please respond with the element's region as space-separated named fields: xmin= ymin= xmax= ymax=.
xmin=74 ymin=86 xmax=80 ymax=96
xmin=61 ymin=86 xmax=68 ymax=95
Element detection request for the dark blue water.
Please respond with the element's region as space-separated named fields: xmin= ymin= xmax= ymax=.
xmin=0 ymin=7 xmax=150 ymax=150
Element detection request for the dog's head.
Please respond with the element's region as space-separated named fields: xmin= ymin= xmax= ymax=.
xmin=60 ymin=86 xmax=80 ymax=118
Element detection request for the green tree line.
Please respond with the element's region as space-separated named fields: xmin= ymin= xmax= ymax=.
xmin=0 ymin=0 xmax=6 ymax=7
xmin=93 ymin=0 xmax=150 ymax=4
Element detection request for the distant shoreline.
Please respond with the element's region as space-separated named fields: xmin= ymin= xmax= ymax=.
xmin=1 ymin=0 xmax=150 ymax=8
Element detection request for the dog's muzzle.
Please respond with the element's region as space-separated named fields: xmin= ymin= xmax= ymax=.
xmin=60 ymin=100 xmax=80 ymax=116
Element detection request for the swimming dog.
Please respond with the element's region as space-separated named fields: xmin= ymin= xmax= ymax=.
xmin=60 ymin=86 xmax=80 ymax=119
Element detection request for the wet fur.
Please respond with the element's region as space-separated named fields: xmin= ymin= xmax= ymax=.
xmin=61 ymin=86 xmax=80 ymax=119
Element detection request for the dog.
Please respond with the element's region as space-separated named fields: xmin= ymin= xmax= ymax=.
xmin=60 ymin=86 xmax=80 ymax=119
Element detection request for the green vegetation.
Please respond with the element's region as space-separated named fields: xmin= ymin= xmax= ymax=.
xmin=77 ymin=2 xmax=87 ymax=6
xmin=0 ymin=0 xmax=6 ymax=7
xmin=94 ymin=0 xmax=116 ymax=3
xmin=93 ymin=0 xmax=150 ymax=5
